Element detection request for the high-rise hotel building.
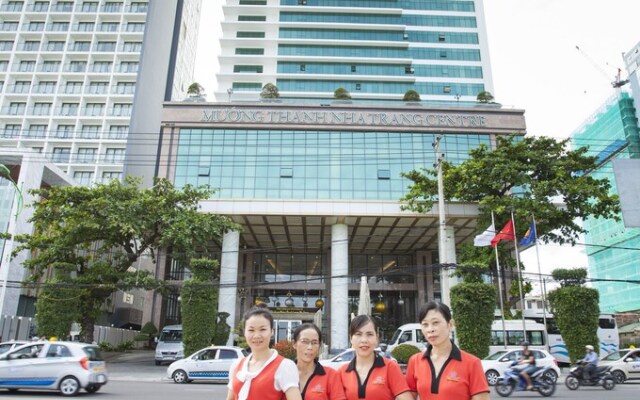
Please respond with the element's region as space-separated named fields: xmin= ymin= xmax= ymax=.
xmin=147 ymin=0 xmax=526 ymax=350
xmin=215 ymin=0 xmax=494 ymax=102
xmin=0 ymin=0 xmax=201 ymax=186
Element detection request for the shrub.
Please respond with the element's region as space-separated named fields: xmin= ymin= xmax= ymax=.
xmin=274 ymin=340 xmax=296 ymax=360
xmin=403 ymin=90 xmax=421 ymax=102
xmin=333 ymin=87 xmax=352 ymax=100
xmin=99 ymin=341 xmax=114 ymax=352
xmin=390 ymin=343 xmax=421 ymax=364
xmin=476 ymin=90 xmax=494 ymax=103
xmin=260 ymin=83 xmax=280 ymax=99
xmin=116 ymin=340 xmax=134 ymax=352
xmin=451 ymin=282 xmax=496 ymax=359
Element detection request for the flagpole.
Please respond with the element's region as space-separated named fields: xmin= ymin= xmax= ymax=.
xmin=492 ymin=211 xmax=507 ymax=349
xmin=510 ymin=210 xmax=527 ymax=338
xmin=531 ymin=213 xmax=549 ymax=351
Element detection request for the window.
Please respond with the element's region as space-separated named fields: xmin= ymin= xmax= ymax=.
xmin=300 ymin=64 xmax=306 ymax=72
xmin=96 ymin=41 xmax=116 ymax=52
xmin=351 ymin=65 xmax=357 ymax=72
xmin=219 ymin=349 xmax=240 ymax=359
xmin=32 ymin=102 xmax=52 ymax=115
xmin=64 ymin=81 xmax=82 ymax=94
xmin=73 ymin=171 xmax=94 ymax=186
xmin=237 ymin=31 xmax=265 ymax=38
xmin=107 ymin=125 xmax=127 ymax=139
xmin=52 ymin=147 xmax=71 ymax=163
xmin=125 ymin=22 xmax=145 ymax=32
xmin=355 ymin=83 xmax=361 ymax=90
xmin=76 ymin=22 xmax=94 ymax=32
xmin=2 ymin=1 xmax=24 ymax=12
xmin=89 ymin=81 xmax=109 ymax=95
xmin=104 ymin=148 xmax=125 ymax=163
xmin=405 ymin=66 xmax=414 ymax=74
xmin=377 ymin=169 xmax=390 ymax=180
xmin=55 ymin=124 xmax=75 ymax=137
xmin=0 ymin=22 xmax=19 ymax=31
xmin=119 ymin=61 xmax=138 ymax=73
xmin=235 ymin=48 xmax=264 ymax=55
xmin=2 ymin=124 xmax=21 ymax=138
xmin=0 ymin=41 xmax=15 ymax=51
xmin=60 ymin=103 xmax=79 ymax=116
xmin=46 ymin=344 xmax=72 ymax=358
xmin=50 ymin=21 xmax=69 ymax=31
xmin=27 ymin=21 xmax=45 ymax=31
xmin=103 ymin=2 xmax=122 ymax=12
xmin=32 ymin=1 xmax=49 ymax=12
xmin=440 ymin=50 xmax=447 ymax=58
xmin=71 ymin=41 xmax=91 ymax=51
xmin=0 ymin=61 xmax=8 ymax=72
xmin=78 ymin=125 xmax=101 ymax=139
xmin=25 ymin=124 xmax=47 ymax=138
xmin=239 ymin=0 xmax=267 ymax=4
xmin=68 ymin=60 xmax=87 ymax=72
xmin=443 ymin=85 xmax=451 ymax=93
xmin=233 ymin=65 xmax=263 ymax=73
xmin=80 ymin=2 xmax=98 ymax=12
xmin=9 ymin=102 xmax=26 ymax=115
xmin=14 ymin=80 xmax=31 ymax=93
xmin=84 ymin=103 xmax=105 ymax=116
xmin=114 ymin=82 xmax=135 ymax=94
xmin=439 ymin=33 xmax=446 ymax=42
xmin=280 ymin=167 xmax=293 ymax=178
xmin=111 ymin=103 xmax=131 ymax=116
xmin=238 ymin=15 xmax=266 ymax=21
xmin=102 ymin=171 xmax=122 ymax=183
xmin=19 ymin=60 xmax=36 ymax=72
xmin=99 ymin=22 xmax=119 ymax=32
xmin=122 ymin=41 xmax=142 ymax=52
xmin=128 ymin=2 xmax=147 ymax=12
xmin=91 ymin=61 xmax=112 ymax=73
xmin=51 ymin=1 xmax=73 ymax=12
xmin=76 ymin=148 xmax=97 ymax=163
xmin=40 ymin=60 xmax=60 ymax=72
xmin=44 ymin=41 xmax=64 ymax=51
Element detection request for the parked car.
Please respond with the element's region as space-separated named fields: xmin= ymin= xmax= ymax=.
xmin=319 ymin=348 xmax=396 ymax=370
xmin=0 ymin=341 xmax=107 ymax=396
xmin=0 ymin=340 xmax=28 ymax=355
xmin=167 ymin=345 xmax=247 ymax=383
xmin=482 ymin=349 xmax=560 ymax=386
xmin=599 ymin=348 xmax=640 ymax=383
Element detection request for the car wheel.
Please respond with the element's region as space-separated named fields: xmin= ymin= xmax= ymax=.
xmin=59 ymin=376 xmax=81 ymax=396
xmin=612 ymin=370 xmax=625 ymax=384
xmin=542 ymin=369 xmax=558 ymax=383
xmin=85 ymin=385 xmax=100 ymax=393
xmin=172 ymin=369 xmax=189 ymax=383
xmin=485 ymin=370 xmax=500 ymax=386
xmin=565 ymin=375 xmax=579 ymax=390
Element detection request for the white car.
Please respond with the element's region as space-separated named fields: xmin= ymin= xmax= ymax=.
xmin=167 ymin=345 xmax=247 ymax=383
xmin=0 ymin=340 xmax=28 ymax=355
xmin=600 ymin=348 xmax=640 ymax=383
xmin=482 ymin=349 xmax=560 ymax=385
xmin=319 ymin=348 xmax=395 ymax=370
xmin=0 ymin=341 xmax=107 ymax=396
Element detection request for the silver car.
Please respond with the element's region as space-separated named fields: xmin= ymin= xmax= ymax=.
xmin=0 ymin=340 xmax=28 ymax=355
xmin=167 ymin=345 xmax=247 ymax=383
xmin=0 ymin=341 xmax=108 ymax=396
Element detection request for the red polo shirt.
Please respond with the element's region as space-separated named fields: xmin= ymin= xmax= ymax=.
xmin=406 ymin=342 xmax=489 ymax=400
xmin=302 ymin=362 xmax=346 ymax=400
xmin=339 ymin=353 xmax=410 ymax=400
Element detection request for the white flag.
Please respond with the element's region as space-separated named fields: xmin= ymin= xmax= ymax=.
xmin=474 ymin=224 xmax=495 ymax=247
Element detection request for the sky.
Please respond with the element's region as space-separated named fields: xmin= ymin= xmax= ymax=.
xmin=193 ymin=1 xmax=640 ymax=292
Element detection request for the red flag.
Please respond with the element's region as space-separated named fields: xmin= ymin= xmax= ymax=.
xmin=491 ymin=220 xmax=515 ymax=247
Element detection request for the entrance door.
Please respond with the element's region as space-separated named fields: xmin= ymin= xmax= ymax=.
xmin=275 ymin=320 xmax=301 ymax=342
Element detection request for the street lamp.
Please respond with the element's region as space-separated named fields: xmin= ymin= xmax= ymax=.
xmin=227 ymin=88 xmax=233 ymax=102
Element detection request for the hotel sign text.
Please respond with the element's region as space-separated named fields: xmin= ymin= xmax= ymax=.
xmin=200 ymin=108 xmax=487 ymax=128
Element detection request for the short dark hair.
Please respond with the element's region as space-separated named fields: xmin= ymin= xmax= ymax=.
xmin=418 ymin=301 xmax=452 ymax=323
xmin=243 ymin=306 xmax=274 ymax=329
xmin=349 ymin=315 xmax=378 ymax=337
xmin=292 ymin=323 xmax=322 ymax=343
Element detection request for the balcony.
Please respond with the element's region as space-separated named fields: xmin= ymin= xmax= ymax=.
xmin=1 ymin=106 xmax=27 ymax=115
xmin=0 ymin=3 xmax=25 ymax=12
xmin=25 ymin=3 xmax=49 ymax=12
xmin=6 ymin=84 xmax=31 ymax=94
xmin=33 ymin=84 xmax=57 ymax=94
xmin=50 ymin=3 xmax=73 ymax=12
xmin=0 ymin=23 xmax=19 ymax=32
xmin=54 ymin=107 xmax=79 ymax=117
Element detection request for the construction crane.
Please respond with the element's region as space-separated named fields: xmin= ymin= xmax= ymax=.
xmin=575 ymin=45 xmax=629 ymax=88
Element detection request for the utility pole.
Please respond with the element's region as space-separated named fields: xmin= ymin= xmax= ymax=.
xmin=433 ymin=136 xmax=457 ymax=306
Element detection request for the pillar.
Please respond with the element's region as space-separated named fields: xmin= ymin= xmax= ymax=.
xmin=330 ymin=223 xmax=349 ymax=351
xmin=219 ymin=230 xmax=239 ymax=346
xmin=439 ymin=225 xmax=458 ymax=307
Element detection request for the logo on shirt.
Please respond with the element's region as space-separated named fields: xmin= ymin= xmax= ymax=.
xmin=446 ymin=371 xmax=461 ymax=382
xmin=373 ymin=377 xmax=386 ymax=385
xmin=310 ymin=384 xmax=324 ymax=394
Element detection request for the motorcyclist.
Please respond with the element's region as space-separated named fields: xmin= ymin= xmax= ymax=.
xmin=579 ymin=345 xmax=598 ymax=381
xmin=517 ymin=341 xmax=536 ymax=390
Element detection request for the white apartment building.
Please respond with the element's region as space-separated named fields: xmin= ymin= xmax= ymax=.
xmin=0 ymin=0 xmax=201 ymax=187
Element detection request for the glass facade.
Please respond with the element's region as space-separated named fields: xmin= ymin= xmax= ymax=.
xmin=279 ymin=28 xmax=479 ymax=44
xmin=174 ymin=129 xmax=491 ymax=201
xmin=278 ymin=44 xmax=481 ymax=61
xmin=279 ymin=0 xmax=475 ymax=12
xmin=571 ymin=92 xmax=640 ymax=313
xmin=278 ymin=62 xmax=483 ymax=79
xmin=280 ymin=12 xmax=477 ymax=28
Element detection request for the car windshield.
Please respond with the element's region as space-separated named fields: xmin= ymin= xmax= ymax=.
xmin=602 ymin=350 xmax=629 ymax=361
xmin=83 ymin=346 xmax=104 ymax=361
xmin=484 ymin=351 xmax=508 ymax=360
xmin=159 ymin=329 xmax=182 ymax=342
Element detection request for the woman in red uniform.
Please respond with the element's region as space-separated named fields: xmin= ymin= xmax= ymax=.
xmin=338 ymin=315 xmax=413 ymax=400
xmin=405 ymin=301 xmax=490 ymax=400
xmin=293 ymin=323 xmax=346 ymax=400
xmin=227 ymin=307 xmax=302 ymax=400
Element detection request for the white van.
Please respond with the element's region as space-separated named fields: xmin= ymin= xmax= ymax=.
xmin=387 ymin=323 xmax=427 ymax=352
xmin=155 ymin=325 xmax=183 ymax=366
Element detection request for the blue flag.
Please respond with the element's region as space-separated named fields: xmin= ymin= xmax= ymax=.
xmin=519 ymin=222 xmax=536 ymax=246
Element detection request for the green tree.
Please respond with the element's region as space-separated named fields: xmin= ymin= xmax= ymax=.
xmin=187 ymin=82 xmax=205 ymax=97
xmin=260 ymin=83 xmax=280 ymax=99
xmin=13 ymin=177 xmax=238 ymax=343
xmin=212 ymin=312 xmax=231 ymax=345
xmin=401 ymin=135 xmax=620 ymax=245
xmin=181 ymin=258 xmax=221 ymax=357
xmin=451 ymin=281 xmax=496 ymax=358
xmin=35 ymin=274 xmax=81 ymax=339
xmin=333 ymin=87 xmax=352 ymax=100
xmin=403 ymin=89 xmax=421 ymax=102
xmin=548 ymin=268 xmax=599 ymax=361
xmin=476 ymin=90 xmax=494 ymax=103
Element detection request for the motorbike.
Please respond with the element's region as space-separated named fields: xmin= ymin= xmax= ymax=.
xmin=564 ymin=361 xmax=615 ymax=390
xmin=495 ymin=363 xmax=556 ymax=397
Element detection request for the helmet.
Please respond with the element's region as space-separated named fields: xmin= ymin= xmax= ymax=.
xmin=585 ymin=345 xmax=594 ymax=351
xmin=520 ymin=341 xmax=530 ymax=346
